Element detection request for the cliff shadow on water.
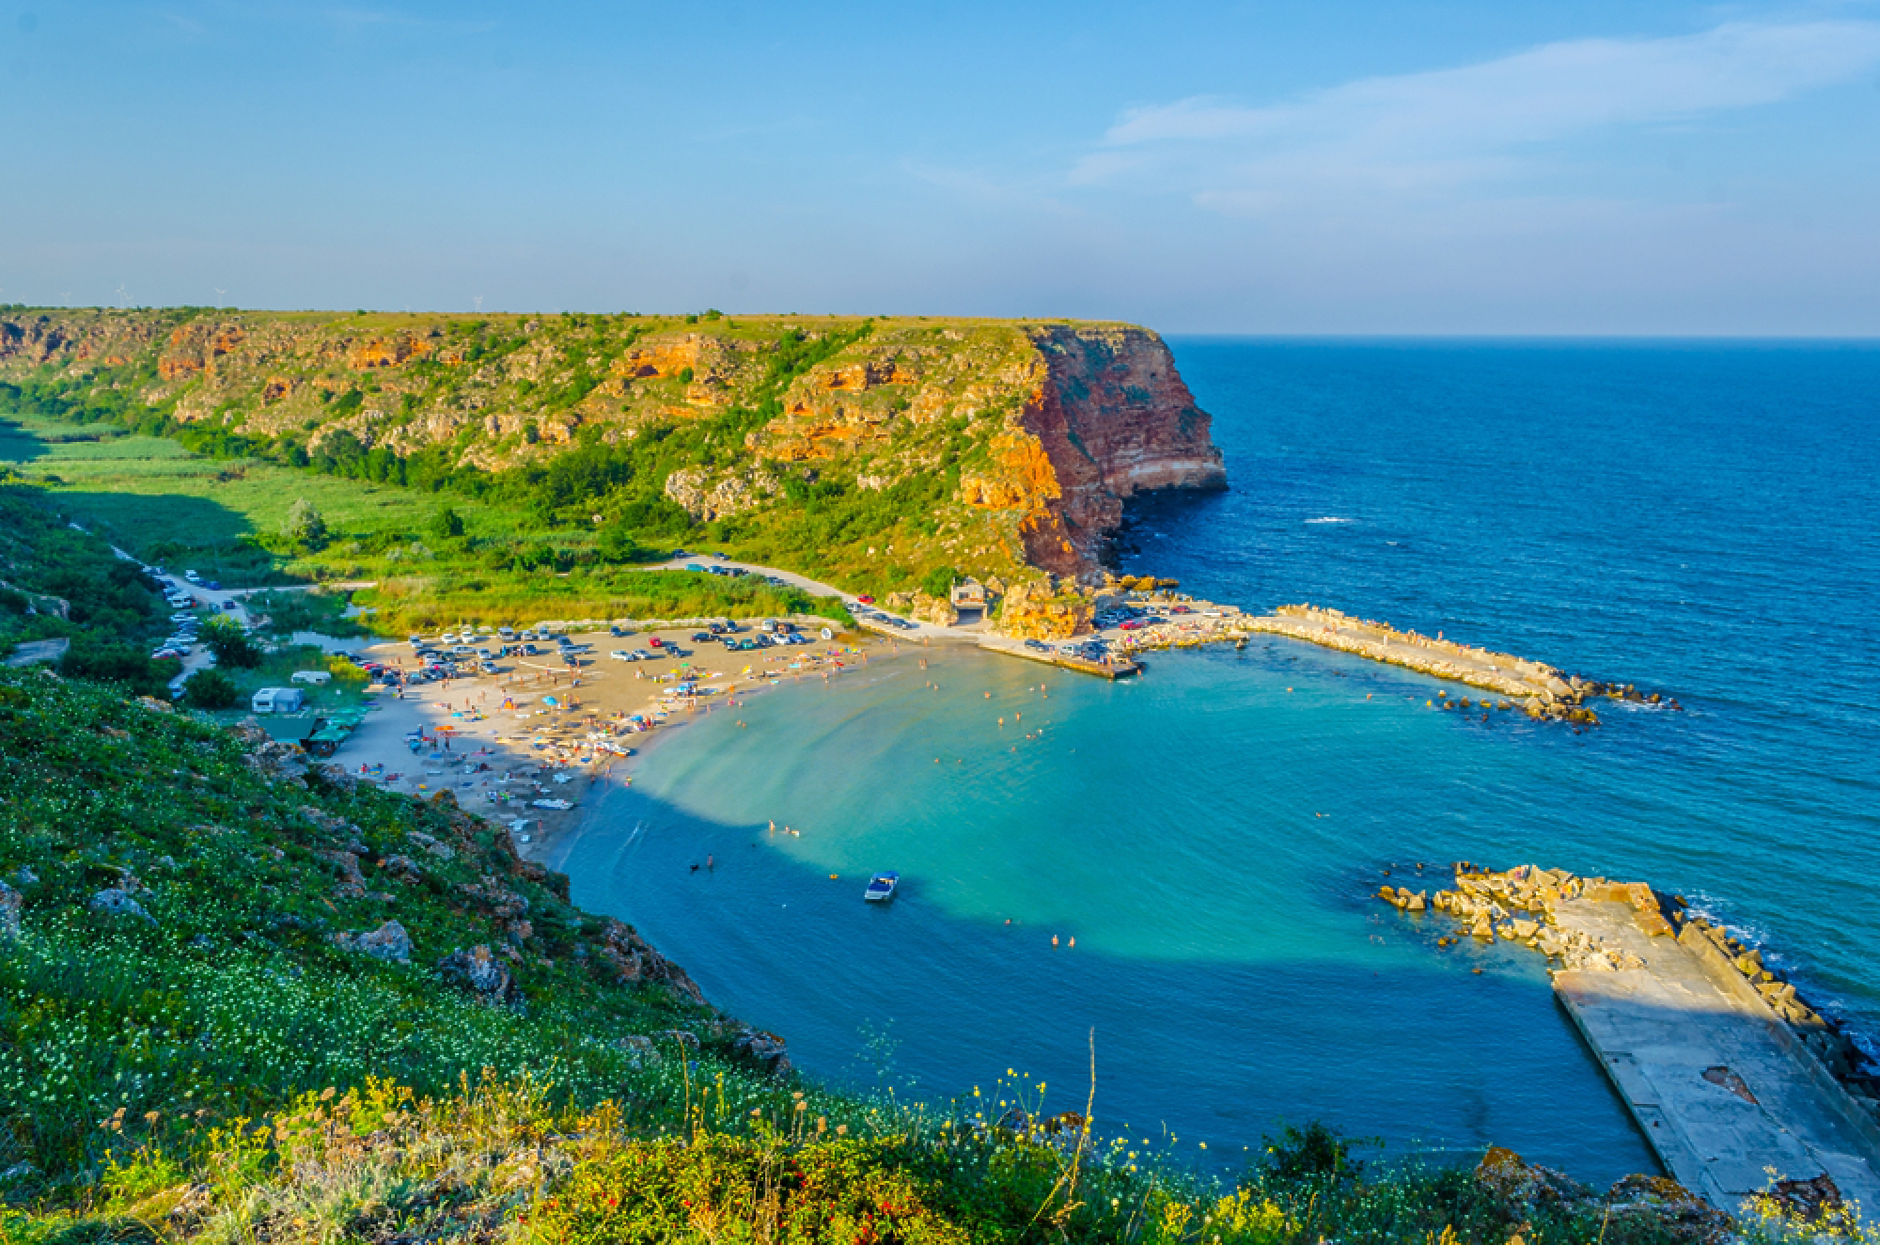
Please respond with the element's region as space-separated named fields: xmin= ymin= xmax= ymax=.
xmin=544 ymin=643 xmax=1670 ymax=1186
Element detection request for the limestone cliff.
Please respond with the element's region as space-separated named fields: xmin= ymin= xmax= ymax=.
xmin=0 ymin=308 xmax=1225 ymax=583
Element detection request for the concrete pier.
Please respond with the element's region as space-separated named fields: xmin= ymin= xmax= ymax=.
xmin=1393 ymin=866 xmax=1880 ymax=1221
xmin=1553 ymin=900 xmax=1880 ymax=1216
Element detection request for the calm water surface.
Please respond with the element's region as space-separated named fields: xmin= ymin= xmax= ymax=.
xmin=552 ymin=341 xmax=1880 ymax=1182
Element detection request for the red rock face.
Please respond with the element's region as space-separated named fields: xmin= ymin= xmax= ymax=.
xmin=1015 ymin=326 xmax=1226 ymax=575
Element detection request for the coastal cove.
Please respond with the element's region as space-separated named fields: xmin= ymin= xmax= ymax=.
xmin=547 ymin=339 xmax=1880 ymax=1188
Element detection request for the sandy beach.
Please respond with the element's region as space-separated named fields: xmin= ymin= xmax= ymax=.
xmin=328 ymin=618 xmax=881 ymax=861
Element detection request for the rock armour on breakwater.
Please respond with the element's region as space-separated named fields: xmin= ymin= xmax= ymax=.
xmin=1250 ymin=606 xmax=1678 ymax=723
xmin=1034 ymin=588 xmax=1666 ymax=723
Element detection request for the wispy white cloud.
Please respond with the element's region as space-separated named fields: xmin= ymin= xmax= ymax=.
xmin=1072 ymin=20 xmax=1880 ymax=212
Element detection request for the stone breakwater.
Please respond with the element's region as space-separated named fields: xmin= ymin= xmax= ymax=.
xmin=1383 ymin=864 xmax=1880 ymax=1215
xmin=1065 ymin=594 xmax=1664 ymax=724
xmin=1246 ymin=606 xmax=1679 ymax=723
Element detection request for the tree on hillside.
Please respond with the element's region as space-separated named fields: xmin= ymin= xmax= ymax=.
xmin=281 ymin=499 xmax=327 ymax=551
xmin=181 ymin=666 xmax=240 ymax=710
xmin=201 ymin=617 xmax=262 ymax=669
xmin=429 ymin=507 xmax=466 ymax=541
xmin=921 ymin=565 xmax=960 ymax=600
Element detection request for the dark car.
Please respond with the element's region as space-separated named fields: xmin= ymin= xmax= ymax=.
xmin=692 ymin=631 xmax=712 ymax=642
xmin=708 ymin=622 xmax=725 ymax=634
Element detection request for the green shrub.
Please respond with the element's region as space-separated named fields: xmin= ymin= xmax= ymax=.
xmin=180 ymin=666 xmax=240 ymax=709
xmin=201 ymin=617 xmax=261 ymax=668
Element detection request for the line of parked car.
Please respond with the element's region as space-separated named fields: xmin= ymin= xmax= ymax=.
xmin=850 ymin=606 xmax=919 ymax=632
xmin=149 ymin=567 xmax=231 ymax=660
xmin=678 ymin=555 xmax=795 ymax=594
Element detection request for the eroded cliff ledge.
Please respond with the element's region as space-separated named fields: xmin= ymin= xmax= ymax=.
xmin=0 ymin=308 xmax=1225 ymax=583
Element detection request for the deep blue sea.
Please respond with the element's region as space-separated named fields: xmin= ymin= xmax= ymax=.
xmin=552 ymin=340 xmax=1880 ymax=1183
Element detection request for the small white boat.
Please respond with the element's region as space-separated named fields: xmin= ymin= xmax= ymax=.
xmin=864 ymin=872 xmax=899 ymax=903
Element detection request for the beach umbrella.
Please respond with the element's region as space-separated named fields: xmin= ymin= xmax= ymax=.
xmin=543 ymin=696 xmax=561 ymax=707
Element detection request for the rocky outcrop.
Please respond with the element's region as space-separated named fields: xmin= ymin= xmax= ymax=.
xmin=88 ymin=888 xmax=153 ymax=924
xmin=333 ymin=919 xmax=412 ymax=963
xmin=436 ymin=944 xmax=514 ymax=1003
xmin=594 ymin=917 xmax=705 ymax=1004
xmin=882 ymin=590 xmax=958 ymax=627
xmin=997 ymin=577 xmax=1094 ymax=641
xmin=663 ymin=465 xmax=782 ymax=522
xmin=1476 ymin=1148 xmax=1730 ymax=1245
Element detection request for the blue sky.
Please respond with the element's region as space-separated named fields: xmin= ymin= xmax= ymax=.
xmin=2 ymin=1 xmax=1878 ymax=333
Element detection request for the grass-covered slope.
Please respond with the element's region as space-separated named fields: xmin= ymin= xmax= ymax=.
xmin=0 ymin=481 xmax=175 ymax=697
xmin=0 ymin=415 xmax=850 ymax=634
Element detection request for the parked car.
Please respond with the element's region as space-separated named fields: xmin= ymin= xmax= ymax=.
xmin=498 ymin=626 xmax=516 ymax=640
xmin=1024 ymin=639 xmax=1049 ymax=653
xmin=708 ymin=622 xmax=725 ymax=634
xmin=184 ymin=570 xmax=201 ymax=583
xmin=857 ymin=595 xmax=875 ymax=604
xmin=610 ymin=650 xmax=634 ymax=662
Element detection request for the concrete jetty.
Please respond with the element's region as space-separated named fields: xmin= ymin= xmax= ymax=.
xmin=1386 ymin=867 xmax=1880 ymax=1220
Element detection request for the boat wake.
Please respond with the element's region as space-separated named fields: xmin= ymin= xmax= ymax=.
xmin=1305 ymin=516 xmax=1353 ymax=524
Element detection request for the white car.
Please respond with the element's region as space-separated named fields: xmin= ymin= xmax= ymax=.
xmin=610 ymin=649 xmax=636 ymax=662
xmin=184 ymin=570 xmax=201 ymax=583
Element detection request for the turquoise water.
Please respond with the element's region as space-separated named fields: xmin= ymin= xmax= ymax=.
xmin=553 ymin=340 xmax=1880 ymax=1182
